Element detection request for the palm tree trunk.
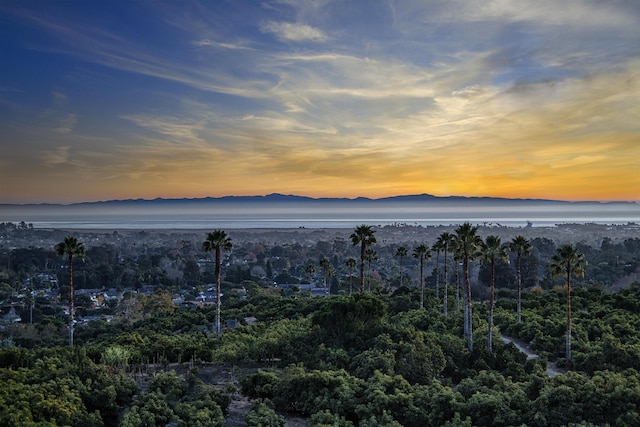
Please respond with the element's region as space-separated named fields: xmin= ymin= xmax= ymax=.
xmin=435 ymin=252 xmax=440 ymax=299
xmin=516 ymin=256 xmax=522 ymax=324
xmin=68 ymin=254 xmax=74 ymax=348
xmin=216 ymin=248 xmax=222 ymax=340
xmin=456 ymin=261 xmax=460 ymax=312
xmin=420 ymin=259 xmax=425 ymax=309
xmin=463 ymin=256 xmax=473 ymax=352
xmin=360 ymin=243 xmax=366 ymax=293
xmin=566 ymin=268 xmax=572 ymax=367
xmin=488 ymin=261 xmax=495 ymax=351
xmin=443 ymin=251 xmax=448 ymax=316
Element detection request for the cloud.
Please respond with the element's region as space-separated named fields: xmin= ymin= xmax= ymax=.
xmin=261 ymin=21 xmax=328 ymax=42
xmin=120 ymin=114 xmax=208 ymax=144
xmin=55 ymin=113 xmax=77 ymax=134
xmin=419 ymin=0 xmax=639 ymax=29
xmin=43 ymin=146 xmax=71 ymax=167
xmin=192 ymin=39 xmax=255 ymax=50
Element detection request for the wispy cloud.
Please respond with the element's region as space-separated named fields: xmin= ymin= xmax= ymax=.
xmin=192 ymin=39 xmax=255 ymax=50
xmin=261 ymin=21 xmax=328 ymax=42
xmin=42 ymin=146 xmax=71 ymax=167
xmin=54 ymin=113 xmax=77 ymax=134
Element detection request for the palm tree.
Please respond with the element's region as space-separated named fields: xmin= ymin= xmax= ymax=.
xmin=203 ymin=230 xmax=233 ymax=340
xmin=453 ymin=241 xmax=462 ymax=313
xmin=549 ymin=244 xmax=586 ymax=367
xmin=345 ymin=258 xmax=357 ymax=294
xmin=509 ymin=235 xmax=532 ymax=324
xmin=320 ymin=257 xmax=332 ymax=294
xmin=350 ymin=225 xmax=377 ymax=293
xmin=305 ymin=264 xmax=316 ymax=296
xmin=413 ymin=244 xmax=431 ymax=309
xmin=436 ymin=232 xmax=455 ymax=315
xmin=479 ymin=235 xmax=509 ymax=351
xmin=326 ymin=264 xmax=336 ymax=295
xmin=431 ymin=241 xmax=442 ymax=300
xmin=365 ymin=248 xmax=378 ymax=292
xmin=55 ymin=235 xmax=85 ymax=348
xmin=455 ymin=222 xmax=482 ymax=352
xmin=395 ymin=246 xmax=408 ymax=288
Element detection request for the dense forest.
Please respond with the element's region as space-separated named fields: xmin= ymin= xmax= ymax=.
xmin=1 ymin=221 xmax=640 ymax=426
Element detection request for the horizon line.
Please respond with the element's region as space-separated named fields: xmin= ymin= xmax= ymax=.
xmin=2 ymin=192 xmax=639 ymax=207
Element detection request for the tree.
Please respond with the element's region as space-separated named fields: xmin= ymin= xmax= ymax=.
xmin=320 ymin=257 xmax=332 ymax=294
xmin=479 ymin=235 xmax=509 ymax=351
xmin=453 ymin=241 xmax=462 ymax=313
xmin=246 ymin=398 xmax=285 ymax=427
xmin=55 ymin=235 xmax=85 ymax=347
xmin=203 ymin=230 xmax=233 ymax=340
xmin=435 ymin=232 xmax=455 ymax=316
xmin=350 ymin=225 xmax=377 ymax=293
xmin=455 ymin=222 xmax=482 ymax=352
xmin=305 ymin=264 xmax=316 ymax=296
xmin=144 ymin=289 xmax=175 ymax=317
xmin=365 ymin=248 xmax=378 ymax=292
xmin=101 ymin=345 xmax=132 ymax=371
xmin=509 ymin=235 xmax=532 ymax=324
xmin=345 ymin=258 xmax=357 ymax=295
xmin=432 ymin=240 xmax=442 ymax=300
xmin=395 ymin=246 xmax=408 ymax=288
xmin=549 ymin=243 xmax=586 ymax=367
xmin=266 ymin=259 xmax=273 ymax=279
xmin=413 ymin=244 xmax=431 ymax=309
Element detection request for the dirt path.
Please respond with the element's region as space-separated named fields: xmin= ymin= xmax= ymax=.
xmin=501 ymin=335 xmax=565 ymax=376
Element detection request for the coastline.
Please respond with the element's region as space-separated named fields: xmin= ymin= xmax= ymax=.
xmin=7 ymin=222 xmax=638 ymax=248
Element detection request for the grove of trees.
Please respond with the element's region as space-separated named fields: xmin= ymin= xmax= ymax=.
xmin=1 ymin=221 xmax=640 ymax=426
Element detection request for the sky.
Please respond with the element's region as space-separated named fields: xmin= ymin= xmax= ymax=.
xmin=1 ymin=0 xmax=639 ymax=204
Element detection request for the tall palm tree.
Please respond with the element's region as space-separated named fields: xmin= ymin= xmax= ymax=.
xmin=453 ymin=241 xmax=462 ymax=313
xmin=203 ymin=230 xmax=233 ymax=340
xmin=549 ymin=244 xmax=586 ymax=367
xmin=431 ymin=241 xmax=442 ymax=300
xmin=413 ymin=244 xmax=431 ymax=309
xmin=455 ymin=222 xmax=482 ymax=352
xmin=509 ymin=235 xmax=532 ymax=324
xmin=326 ymin=264 xmax=336 ymax=295
xmin=365 ymin=248 xmax=378 ymax=292
xmin=305 ymin=264 xmax=316 ymax=296
xmin=395 ymin=246 xmax=408 ymax=288
xmin=436 ymin=232 xmax=455 ymax=315
xmin=479 ymin=235 xmax=509 ymax=351
xmin=350 ymin=225 xmax=377 ymax=293
xmin=55 ymin=235 xmax=85 ymax=348
xmin=345 ymin=258 xmax=357 ymax=295
xmin=320 ymin=257 xmax=332 ymax=294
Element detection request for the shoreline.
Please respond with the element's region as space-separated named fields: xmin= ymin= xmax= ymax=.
xmin=7 ymin=222 xmax=637 ymax=247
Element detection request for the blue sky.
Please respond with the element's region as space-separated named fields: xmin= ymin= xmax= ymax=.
xmin=1 ymin=0 xmax=639 ymax=203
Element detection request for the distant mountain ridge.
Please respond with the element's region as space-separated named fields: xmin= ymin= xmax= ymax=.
xmin=2 ymin=193 xmax=637 ymax=231
xmin=7 ymin=193 xmax=636 ymax=207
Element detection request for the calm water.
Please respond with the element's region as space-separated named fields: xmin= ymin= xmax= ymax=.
xmin=1 ymin=201 xmax=639 ymax=229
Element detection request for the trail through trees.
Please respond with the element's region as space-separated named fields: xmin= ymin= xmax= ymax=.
xmin=501 ymin=335 xmax=564 ymax=376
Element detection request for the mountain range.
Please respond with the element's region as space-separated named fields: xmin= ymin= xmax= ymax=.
xmin=11 ymin=193 xmax=635 ymax=207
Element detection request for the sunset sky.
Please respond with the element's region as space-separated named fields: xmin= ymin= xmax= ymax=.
xmin=1 ymin=1 xmax=639 ymax=204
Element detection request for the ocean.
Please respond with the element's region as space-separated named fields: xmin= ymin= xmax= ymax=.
xmin=1 ymin=200 xmax=638 ymax=230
